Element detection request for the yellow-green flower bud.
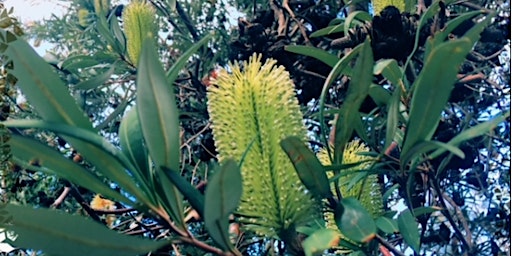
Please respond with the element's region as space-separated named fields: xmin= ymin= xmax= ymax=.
xmin=94 ymin=0 xmax=110 ymax=17
xmin=208 ymin=53 xmax=319 ymax=239
xmin=123 ymin=1 xmax=157 ymax=65
xmin=372 ymin=0 xmax=405 ymax=16
xmin=78 ymin=9 xmax=90 ymax=28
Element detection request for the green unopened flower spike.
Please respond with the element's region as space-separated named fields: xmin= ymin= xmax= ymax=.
xmin=207 ymin=53 xmax=318 ymax=239
xmin=123 ymin=1 xmax=157 ymax=65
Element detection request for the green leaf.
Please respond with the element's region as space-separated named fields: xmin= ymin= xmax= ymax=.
xmin=375 ymin=216 xmax=398 ymax=234
xmin=373 ymin=59 xmax=402 ymax=86
xmin=109 ymin=14 xmax=126 ymax=54
xmin=1 ymin=204 xmax=166 ymax=256
xmin=429 ymin=110 xmax=511 ymax=159
xmin=302 ymin=229 xmax=340 ymax=256
xmin=334 ymin=39 xmax=373 ymax=165
xmin=280 ymin=136 xmax=332 ymax=199
xmin=74 ymin=61 xmax=118 ymax=90
xmin=119 ymin=108 xmax=150 ymax=181
xmin=61 ymin=55 xmax=101 ymax=72
xmin=96 ymin=13 xmax=122 ymax=54
xmin=401 ymin=140 xmax=465 ymax=169
xmin=285 ymin=45 xmax=340 ymax=67
xmin=137 ymin=40 xmax=180 ymax=171
xmin=161 ymin=166 xmax=205 ymax=217
xmin=204 ymin=159 xmax=242 ymax=251
xmin=166 ymin=32 xmax=213 ymax=82
xmin=412 ymin=206 xmax=442 ymax=217
xmin=397 ymin=210 xmax=420 ymax=253
xmin=309 ymin=23 xmax=344 ymax=38
xmin=368 ymin=84 xmax=391 ymax=107
xmin=4 ymin=120 xmax=153 ymax=206
xmin=8 ymin=134 xmax=132 ymax=205
xmin=5 ymin=39 xmax=94 ymax=131
xmin=343 ymin=11 xmax=372 ymax=35
xmin=136 ymin=39 xmax=183 ymax=225
xmin=385 ymin=88 xmax=401 ymax=150
xmin=318 ymin=44 xmax=363 ymax=157
xmin=461 ymin=13 xmax=494 ymax=45
xmin=401 ymin=38 xmax=473 ymax=155
xmin=335 ymin=197 xmax=377 ymax=243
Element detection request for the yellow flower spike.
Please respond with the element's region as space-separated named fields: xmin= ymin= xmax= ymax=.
xmin=94 ymin=0 xmax=110 ymax=17
xmin=317 ymin=140 xmax=383 ymax=252
xmin=123 ymin=1 xmax=157 ymax=65
xmin=207 ymin=53 xmax=319 ymax=239
xmin=77 ymin=9 xmax=90 ymax=28
xmin=372 ymin=0 xmax=406 ymax=15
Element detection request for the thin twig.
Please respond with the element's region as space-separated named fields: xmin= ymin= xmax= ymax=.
xmin=375 ymin=234 xmax=406 ymax=256
xmin=51 ymin=186 xmax=70 ymax=208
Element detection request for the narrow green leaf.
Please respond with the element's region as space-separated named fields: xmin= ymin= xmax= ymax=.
xmin=285 ymin=45 xmax=340 ymax=68
xmin=385 ymin=88 xmax=401 ymax=150
xmin=334 ymin=39 xmax=373 ymax=165
xmin=161 ymin=166 xmax=205 ymax=217
xmin=204 ymin=159 xmax=242 ymax=251
xmin=5 ymin=39 xmax=94 ymax=131
xmin=401 ymin=140 xmax=465 ymax=169
xmin=280 ymin=136 xmax=332 ymax=199
xmin=2 ymin=204 xmax=166 ymax=256
xmin=402 ymin=39 xmax=473 ymax=155
xmin=166 ymin=33 xmax=213 ymax=82
xmin=96 ymin=13 xmax=122 ymax=54
xmin=429 ymin=111 xmax=510 ymax=159
xmin=9 ymin=134 xmax=132 ymax=205
xmin=137 ymin=40 xmax=180 ymax=171
xmin=375 ymin=216 xmax=398 ymax=234
xmin=335 ymin=197 xmax=377 ymax=243
xmin=309 ymin=23 xmax=344 ymax=38
xmin=302 ymin=229 xmax=340 ymax=256
xmin=61 ymin=55 xmax=100 ymax=72
xmin=108 ymin=14 xmax=126 ymax=54
xmin=373 ymin=59 xmax=402 ymax=86
xmin=4 ymin=120 xmax=154 ymax=206
xmin=318 ymin=44 xmax=363 ymax=158
xmin=368 ymin=84 xmax=391 ymax=106
xmin=137 ymin=39 xmax=183 ymax=225
xmin=397 ymin=210 xmax=420 ymax=253
xmin=462 ymin=13 xmax=494 ymax=45
xmin=74 ymin=62 xmax=118 ymax=90
xmin=119 ymin=108 xmax=150 ymax=179
xmin=343 ymin=11 xmax=372 ymax=35
xmin=412 ymin=206 xmax=442 ymax=217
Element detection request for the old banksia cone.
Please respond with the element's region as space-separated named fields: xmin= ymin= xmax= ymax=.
xmin=123 ymin=1 xmax=157 ymax=65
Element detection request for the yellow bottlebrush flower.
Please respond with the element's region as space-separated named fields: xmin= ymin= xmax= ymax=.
xmin=372 ymin=0 xmax=406 ymax=16
xmin=90 ymin=194 xmax=116 ymax=227
xmin=94 ymin=0 xmax=110 ymax=17
xmin=207 ymin=53 xmax=319 ymax=239
xmin=77 ymin=9 xmax=91 ymax=28
xmin=317 ymin=140 xmax=383 ymax=229
xmin=123 ymin=1 xmax=157 ymax=65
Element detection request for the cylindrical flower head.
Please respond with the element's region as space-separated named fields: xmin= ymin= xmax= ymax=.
xmin=372 ymin=0 xmax=405 ymax=16
xmin=207 ymin=53 xmax=319 ymax=238
xmin=123 ymin=1 xmax=157 ymax=65
xmin=94 ymin=0 xmax=110 ymax=17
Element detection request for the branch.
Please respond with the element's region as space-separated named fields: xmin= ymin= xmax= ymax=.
xmin=175 ymin=2 xmax=200 ymax=42
xmin=51 ymin=186 xmax=70 ymax=208
xmin=375 ymin=234 xmax=405 ymax=256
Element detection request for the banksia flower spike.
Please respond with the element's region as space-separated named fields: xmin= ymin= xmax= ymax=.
xmin=123 ymin=1 xmax=157 ymax=65
xmin=207 ymin=53 xmax=318 ymax=239
xmin=94 ymin=0 xmax=110 ymax=17
xmin=317 ymin=140 xmax=383 ymax=229
xmin=372 ymin=0 xmax=405 ymax=16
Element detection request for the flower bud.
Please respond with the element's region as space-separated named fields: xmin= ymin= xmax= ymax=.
xmin=123 ymin=1 xmax=157 ymax=65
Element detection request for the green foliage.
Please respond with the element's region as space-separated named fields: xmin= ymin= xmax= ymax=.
xmin=0 ymin=0 xmax=509 ymax=255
